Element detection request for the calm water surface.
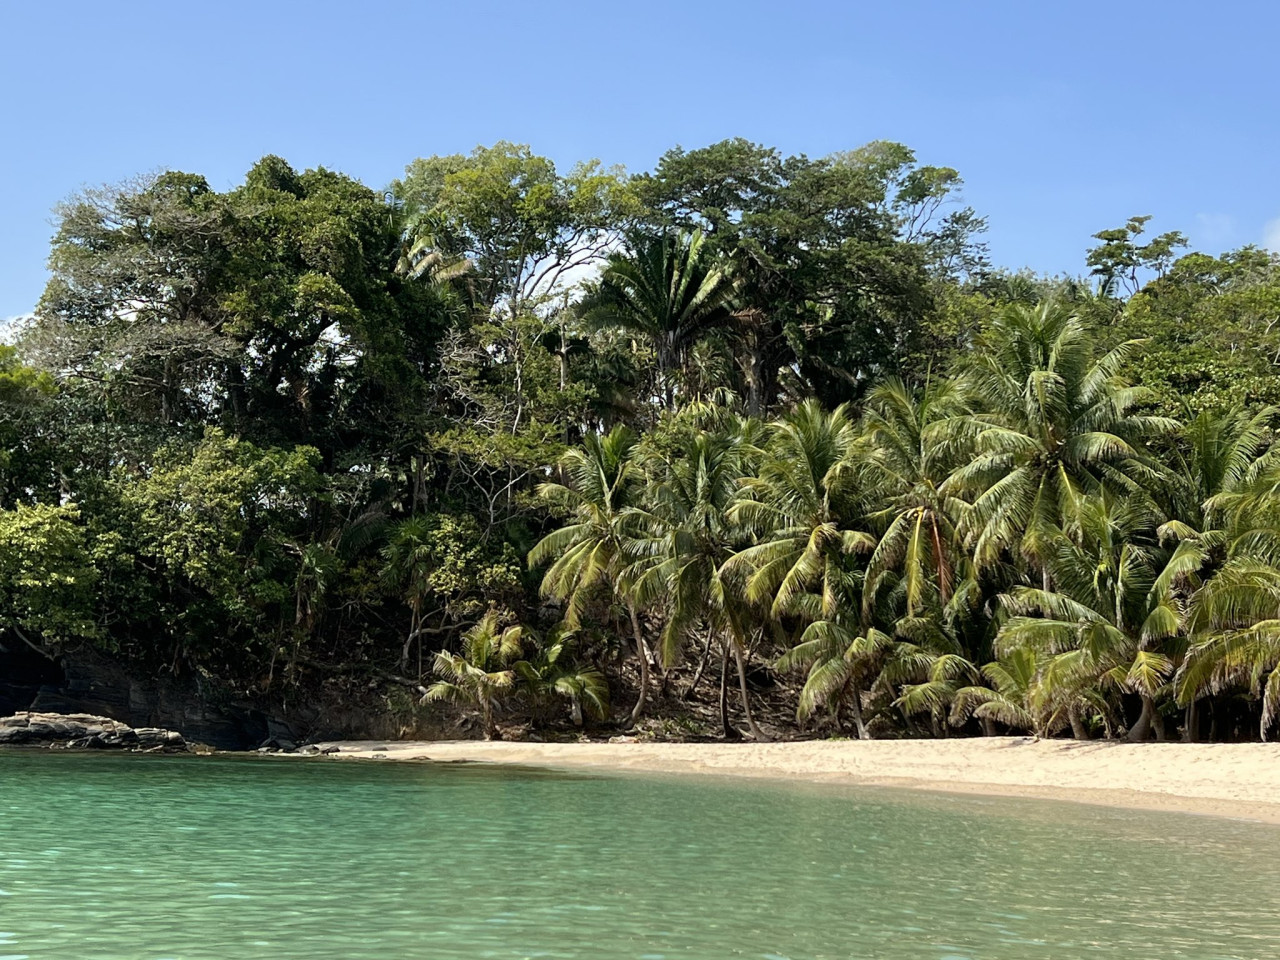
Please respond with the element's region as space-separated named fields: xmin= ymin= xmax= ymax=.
xmin=1 ymin=751 xmax=1278 ymax=959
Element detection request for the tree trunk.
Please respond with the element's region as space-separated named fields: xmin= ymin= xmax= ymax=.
xmin=745 ymin=340 xmax=763 ymax=417
xmin=848 ymin=684 xmax=871 ymax=740
xmin=980 ymin=717 xmax=997 ymax=738
xmin=1184 ymin=699 xmax=1198 ymax=743
xmin=483 ymin=699 xmax=497 ymax=741
xmin=627 ymin=603 xmax=650 ymax=726
xmin=1152 ymin=702 xmax=1167 ymax=742
xmin=729 ymin=637 xmax=769 ymax=742
xmin=718 ymin=641 xmax=733 ymax=738
xmin=399 ymin=607 xmax=420 ymax=673
xmin=1069 ymin=706 xmax=1091 ymax=741
xmin=9 ymin=625 xmax=55 ymax=661
xmin=1127 ymin=694 xmax=1155 ymax=742
xmin=682 ymin=630 xmax=714 ymax=700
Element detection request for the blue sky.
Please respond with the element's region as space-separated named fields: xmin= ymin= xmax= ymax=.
xmin=2 ymin=0 xmax=1278 ymax=320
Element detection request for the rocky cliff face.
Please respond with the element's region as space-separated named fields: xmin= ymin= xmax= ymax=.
xmin=0 ymin=643 xmax=288 ymax=749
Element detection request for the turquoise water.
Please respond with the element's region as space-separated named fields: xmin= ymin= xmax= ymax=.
xmin=1 ymin=753 xmax=1279 ymax=959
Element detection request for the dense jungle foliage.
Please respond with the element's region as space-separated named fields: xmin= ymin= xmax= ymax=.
xmin=6 ymin=140 xmax=1280 ymax=742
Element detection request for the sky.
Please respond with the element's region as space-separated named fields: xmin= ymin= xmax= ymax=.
xmin=2 ymin=0 xmax=1278 ymax=321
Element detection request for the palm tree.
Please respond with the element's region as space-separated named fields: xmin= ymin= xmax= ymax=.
xmin=626 ymin=423 xmax=770 ymax=740
xmin=514 ymin=630 xmax=610 ymax=727
xmin=776 ymin=620 xmax=892 ymax=738
xmin=1177 ymin=558 xmax=1280 ymax=739
xmin=579 ymin=230 xmax=735 ymax=409
xmin=945 ymin=301 xmax=1176 ymax=579
xmin=1158 ymin=405 xmax=1279 ymax=549
xmin=1172 ymin=435 xmax=1280 ymax=739
xmin=994 ymin=493 xmax=1192 ymax=740
xmin=861 ymin=376 xmax=973 ymax=619
xmin=528 ymin=426 xmax=654 ymax=723
xmin=890 ymin=646 xmax=980 ymax=736
xmin=426 ymin=611 xmax=523 ymax=740
xmin=727 ymin=400 xmax=879 ymax=735
xmin=729 ymin=400 xmax=873 ymax=616
xmin=946 ymin=648 xmax=1044 ymax=736
xmin=1153 ymin=408 xmax=1280 ymax=739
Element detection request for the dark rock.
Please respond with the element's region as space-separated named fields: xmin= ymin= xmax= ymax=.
xmin=0 ymin=712 xmax=187 ymax=752
xmin=0 ymin=645 xmax=283 ymax=749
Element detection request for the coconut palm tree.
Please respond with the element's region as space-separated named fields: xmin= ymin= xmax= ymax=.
xmin=776 ymin=618 xmax=891 ymax=738
xmin=514 ymin=630 xmax=610 ymax=727
xmin=1179 ymin=560 xmax=1280 ymax=740
xmin=579 ymin=230 xmax=736 ymax=409
xmin=1172 ymin=437 xmax=1280 ymax=739
xmin=528 ymin=425 xmax=654 ymax=723
xmin=1158 ymin=405 xmax=1279 ymax=548
xmin=728 ymin=399 xmax=874 ymax=617
xmin=994 ymin=493 xmax=1193 ymax=740
xmin=727 ymin=400 xmax=879 ymax=734
xmin=1149 ymin=408 xmax=1280 ymax=738
xmin=945 ymin=647 xmax=1049 ymax=735
xmin=426 ymin=611 xmax=523 ymax=740
xmin=890 ymin=646 xmax=981 ymax=736
xmin=861 ymin=376 xmax=973 ymax=619
xmin=945 ymin=301 xmax=1176 ymax=579
xmin=625 ymin=423 xmax=770 ymax=740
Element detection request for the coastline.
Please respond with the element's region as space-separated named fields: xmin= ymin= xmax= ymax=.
xmin=308 ymin=737 xmax=1280 ymax=824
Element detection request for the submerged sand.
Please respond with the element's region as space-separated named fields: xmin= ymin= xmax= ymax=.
xmin=310 ymin=737 xmax=1280 ymax=823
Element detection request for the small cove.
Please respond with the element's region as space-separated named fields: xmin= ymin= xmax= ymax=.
xmin=2 ymin=750 xmax=1278 ymax=959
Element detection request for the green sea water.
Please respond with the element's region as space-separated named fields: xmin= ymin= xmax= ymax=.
xmin=1 ymin=751 xmax=1278 ymax=959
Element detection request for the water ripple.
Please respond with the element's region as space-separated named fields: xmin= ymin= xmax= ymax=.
xmin=0 ymin=752 xmax=1279 ymax=959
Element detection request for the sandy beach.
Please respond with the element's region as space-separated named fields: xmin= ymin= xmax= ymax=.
xmin=310 ymin=737 xmax=1280 ymax=823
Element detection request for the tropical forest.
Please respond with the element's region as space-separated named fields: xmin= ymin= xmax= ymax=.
xmin=6 ymin=138 xmax=1280 ymax=747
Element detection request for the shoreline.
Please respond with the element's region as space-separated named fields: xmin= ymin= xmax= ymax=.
xmin=307 ymin=737 xmax=1280 ymax=824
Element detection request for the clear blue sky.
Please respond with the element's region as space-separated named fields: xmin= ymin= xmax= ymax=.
xmin=3 ymin=0 xmax=1278 ymax=320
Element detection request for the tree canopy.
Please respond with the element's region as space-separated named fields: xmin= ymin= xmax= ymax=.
xmin=9 ymin=139 xmax=1280 ymax=744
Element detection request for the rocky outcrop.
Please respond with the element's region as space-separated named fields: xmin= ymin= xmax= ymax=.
xmin=0 ymin=643 xmax=287 ymax=749
xmin=0 ymin=712 xmax=188 ymax=752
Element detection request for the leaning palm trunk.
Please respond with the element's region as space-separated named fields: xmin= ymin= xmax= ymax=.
xmin=718 ymin=643 xmax=733 ymax=738
xmin=1068 ymin=705 xmax=1091 ymax=741
xmin=728 ymin=634 xmax=769 ymax=742
xmin=1127 ymin=694 xmax=1156 ymax=742
xmin=848 ymin=683 xmax=871 ymax=739
xmin=627 ymin=602 xmax=650 ymax=725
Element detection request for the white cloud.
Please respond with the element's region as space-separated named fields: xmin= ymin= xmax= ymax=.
xmin=1265 ymin=218 xmax=1280 ymax=253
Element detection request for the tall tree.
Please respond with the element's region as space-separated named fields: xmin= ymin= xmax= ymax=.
xmin=579 ymin=230 xmax=736 ymax=410
xmin=528 ymin=426 xmax=653 ymax=722
xmin=945 ymin=301 xmax=1175 ymax=578
xmin=996 ymin=494 xmax=1191 ymax=740
xmin=728 ymin=400 xmax=878 ymax=735
xmin=627 ymin=422 xmax=770 ymax=739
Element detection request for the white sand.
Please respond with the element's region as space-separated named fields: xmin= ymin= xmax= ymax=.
xmin=309 ymin=737 xmax=1280 ymax=822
